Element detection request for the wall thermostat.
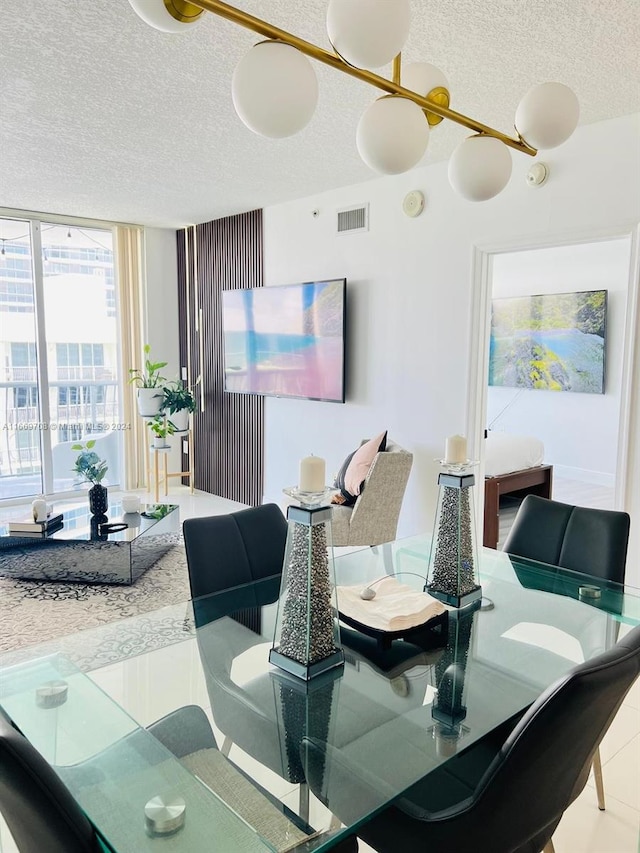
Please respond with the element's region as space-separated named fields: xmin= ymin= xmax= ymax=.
xmin=402 ymin=190 xmax=425 ymax=218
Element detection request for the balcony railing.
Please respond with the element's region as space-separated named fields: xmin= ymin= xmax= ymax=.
xmin=3 ymin=366 xmax=115 ymax=383
xmin=0 ymin=379 xmax=120 ymax=480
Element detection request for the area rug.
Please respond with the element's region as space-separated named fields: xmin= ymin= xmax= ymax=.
xmin=0 ymin=535 xmax=192 ymax=658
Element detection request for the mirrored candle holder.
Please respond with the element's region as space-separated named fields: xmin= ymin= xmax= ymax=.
xmin=425 ymin=460 xmax=482 ymax=609
xmin=270 ymin=492 xmax=344 ymax=681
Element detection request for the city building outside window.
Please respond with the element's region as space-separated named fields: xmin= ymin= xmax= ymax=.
xmin=0 ymin=217 xmax=122 ymax=500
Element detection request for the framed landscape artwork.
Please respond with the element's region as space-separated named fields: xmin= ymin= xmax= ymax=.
xmin=489 ymin=289 xmax=607 ymax=393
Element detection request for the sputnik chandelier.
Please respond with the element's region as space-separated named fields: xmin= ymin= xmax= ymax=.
xmin=127 ymin=0 xmax=580 ymax=202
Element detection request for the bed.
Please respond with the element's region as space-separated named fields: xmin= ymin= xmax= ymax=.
xmin=483 ymin=432 xmax=553 ymax=550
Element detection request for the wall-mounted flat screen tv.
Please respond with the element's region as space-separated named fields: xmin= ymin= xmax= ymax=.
xmin=489 ymin=289 xmax=607 ymax=393
xmin=222 ymin=278 xmax=346 ymax=402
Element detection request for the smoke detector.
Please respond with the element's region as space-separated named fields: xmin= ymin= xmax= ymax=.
xmin=402 ymin=190 xmax=425 ymax=217
xmin=526 ymin=162 xmax=549 ymax=187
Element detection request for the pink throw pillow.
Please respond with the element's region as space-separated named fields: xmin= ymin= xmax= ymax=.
xmin=344 ymin=431 xmax=387 ymax=497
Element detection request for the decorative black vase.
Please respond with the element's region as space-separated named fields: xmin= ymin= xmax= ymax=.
xmin=90 ymin=514 xmax=109 ymax=541
xmin=89 ymin=484 xmax=108 ymax=516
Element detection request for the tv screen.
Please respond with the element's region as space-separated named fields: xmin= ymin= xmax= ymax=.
xmin=489 ymin=289 xmax=607 ymax=393
xmin=222 ymin=278 xmax=346 ymax=402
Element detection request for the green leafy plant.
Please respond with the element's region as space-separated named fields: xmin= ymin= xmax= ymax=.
xmin=147 ymin=415 xmax=176 ymax=440
xmin=143 ymin=504 xmax=173 ymax=519
xmin=162 ymin=381 xmax=196 ymax=415
xmin=128 ymin=344 xmax=168 ymax=389
xmin=71 ymin=440 xmax=108 ymax=484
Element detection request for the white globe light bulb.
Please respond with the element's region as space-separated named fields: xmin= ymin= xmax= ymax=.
xmin=357 ymin=97 xmax=430 ymax=175
xmin=448 ymin=136 xmax=513 ymax=202
xmin=327 ymin=0 xmax=411 ymax=69
xmin=232 ymin=42 xmax=318 ymax=139
xmin=402 ymin=61 xmax=450 ymax=125
xmin=515 ymin=82 xmax=580 ymax=150
xmin=127 ymin=0 xmax=203 ymax=33
xmin=402 ymin=62 xmax=449 ymax=98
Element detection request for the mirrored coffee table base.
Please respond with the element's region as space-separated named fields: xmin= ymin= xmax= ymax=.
xmin=0 ymin=502 xmax=179 ymax=585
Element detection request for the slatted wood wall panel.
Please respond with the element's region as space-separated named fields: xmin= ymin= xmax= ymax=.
xmin=176 ymin=211 xmax=264 ymax=505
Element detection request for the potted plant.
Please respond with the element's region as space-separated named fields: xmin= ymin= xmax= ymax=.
xmin=72 ymin=439 xmax=109 ymax=515
xmin=128 ymin=344 xmax=168 ymax=417
xmin=147 ymin=415 xmax=176 ymax=448
xmin=161 ymin=380 xmax=196 ymax=433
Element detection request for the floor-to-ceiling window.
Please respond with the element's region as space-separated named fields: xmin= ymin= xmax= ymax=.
xmin=0 ymin=216 xmax=122 ymax=500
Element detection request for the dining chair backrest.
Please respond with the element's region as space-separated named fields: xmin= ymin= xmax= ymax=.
xmin=183 ymin=503 xmax=288 ymax=599
xmin=462 ymin=623 xmax=640 ymax=846
xmin=0 ymin=707 xmax=101 ymax=853
xmin=502 ymin=494 xmax=630 ymax=583
xmin=310 ymin=624 xmax=640 ymax=853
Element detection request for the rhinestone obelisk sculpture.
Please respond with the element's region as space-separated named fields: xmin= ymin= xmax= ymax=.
xmin=270 ymin=499 xmax=344 ymax=681
xmin=431 ymin=600 xmax=474 ymax=757
xmin=426 ymin=459 xmax=482 ymax=608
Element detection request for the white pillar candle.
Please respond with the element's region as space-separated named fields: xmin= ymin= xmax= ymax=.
xmin=445 ymin=435 xmax=467 ymax=464
xmin=31 ymin=498 xmax=47 ymax=522
xmin=299 ymin=455 xmax=326 ymax=492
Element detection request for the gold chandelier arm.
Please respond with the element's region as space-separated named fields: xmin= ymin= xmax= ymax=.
xmin=189 ymin=0 xmax=537 ymax=156
xmin=392 ymin=54 xmax=401 ymax=86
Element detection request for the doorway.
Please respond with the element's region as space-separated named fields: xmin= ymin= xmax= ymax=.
xmin=467 ymin=228 xmax=640 ymax=550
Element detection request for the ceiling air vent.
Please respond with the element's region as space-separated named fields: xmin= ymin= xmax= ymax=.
xmin=337 ymin=204 xmax=369 ymax=235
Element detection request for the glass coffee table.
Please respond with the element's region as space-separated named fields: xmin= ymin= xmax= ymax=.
xmin=0 ymin=501 xmax=179 ymax=585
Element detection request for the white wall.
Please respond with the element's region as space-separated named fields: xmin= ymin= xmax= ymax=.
xmin=144 ymin=227 xmax=180 ymax=373
xmin=487 ymin=238 xmax=632 ymax=486
xmin=262 ymin=114 xmax=640 ymax=581
xmin=143 ymin=227 xmax=182 ymax=475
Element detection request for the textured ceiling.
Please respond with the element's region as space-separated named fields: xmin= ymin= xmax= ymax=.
xmin=0 ymin=0 xmax=638 ymax=227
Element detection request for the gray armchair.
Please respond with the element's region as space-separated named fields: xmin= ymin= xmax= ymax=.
xmin=331 ymin=440 xmax=413 ymax=547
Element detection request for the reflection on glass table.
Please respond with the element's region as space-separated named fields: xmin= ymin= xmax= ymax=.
xmin=0 ymin=655 xmax=300 ymax=853
xmin=0 ymin=536 xmax=638 ymax=852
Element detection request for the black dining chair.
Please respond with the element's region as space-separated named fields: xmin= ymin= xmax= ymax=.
xmin=302 ymin=623 xmax=640 ymax=853
xmin=182 ymin=504 xmax=308 ymax=803
xmin=503 ymin=493 xmax=631 ymax=809
xmin=502 ymin=494 xmax=630 ymax=583
xmin=182 ymin=502 xmax=289 ymax=763
xmin=0 ymin=705 xmax=216 ymax=853
xmin=182 ymin=503 xmax=288 ymax=599
xmin=0 ymin=706 xmax=102 ymax=853
xmin=183 ymin=504 xmax=361 ymax=847
xmin=1 ymin=702 xmax=359 ymax=853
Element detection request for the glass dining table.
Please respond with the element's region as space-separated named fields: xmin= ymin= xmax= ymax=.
xmin=0 ymin=534 xmax=638 ymax=853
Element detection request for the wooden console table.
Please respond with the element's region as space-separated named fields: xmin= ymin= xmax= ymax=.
xmin=483 ymin=464 xmax=553 ymax=550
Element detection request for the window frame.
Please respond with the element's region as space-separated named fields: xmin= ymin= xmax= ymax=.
xmin=0 ymin=208 xmax=129 ymax=503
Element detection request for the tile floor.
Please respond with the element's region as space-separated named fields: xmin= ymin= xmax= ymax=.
xmin=0 ymin=485 xmax=638 ymax=852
